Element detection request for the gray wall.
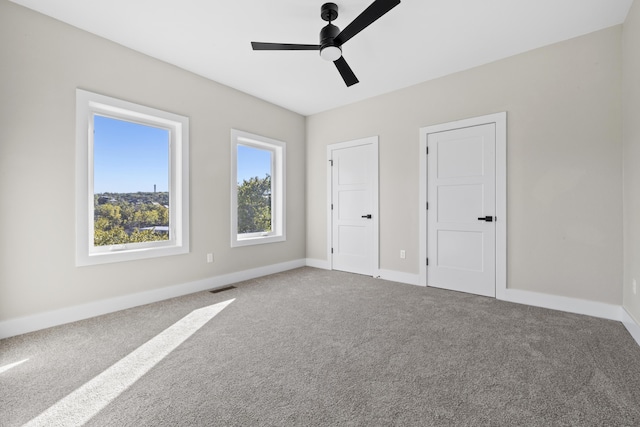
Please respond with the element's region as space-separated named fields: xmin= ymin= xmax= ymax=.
xmin=623 ymin=0 xmax=640 ymax=323
xmin=306 ymin=26 xmax=623 ymax=305
xmin=0 ymin=1 xmax=306 ymax=321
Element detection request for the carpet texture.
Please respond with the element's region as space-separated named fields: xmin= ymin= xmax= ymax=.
xmin=1 ymin=267 xmax=640 ymax=426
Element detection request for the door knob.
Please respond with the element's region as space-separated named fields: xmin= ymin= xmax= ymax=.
xmin=477 ymin=216 xmax=494 ymax=222
xmin=361 ymin=214 xmax=372 ymax=219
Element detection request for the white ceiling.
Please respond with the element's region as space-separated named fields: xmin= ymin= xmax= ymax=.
xmin=9 ymin=0 xmax=633 ymax=116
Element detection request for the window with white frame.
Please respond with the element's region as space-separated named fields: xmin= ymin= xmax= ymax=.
xmin=231 ymin=129 xmax=285 ymax=247
xmin=76 ymin=89 xmax=189 ymax=266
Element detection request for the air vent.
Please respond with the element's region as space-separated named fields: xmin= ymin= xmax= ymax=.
xmin=209 ymin=286 xmax=236 ymax=294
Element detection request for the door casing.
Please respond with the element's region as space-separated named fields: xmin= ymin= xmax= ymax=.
xmin=419 ymin=112 xmax=507 ymax=298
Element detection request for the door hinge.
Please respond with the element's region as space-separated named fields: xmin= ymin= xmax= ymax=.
xmin=426 ymin=258 xmax=429 ymax=266
xmin=331 ymin=204 xmax=333 ymax=210
xmin=426 ymin=146 xmax=429 ymax=155
xmin=426 ymin=202 xmax=429 ymax=210
xmin=331 ymin=248 xmax=334 ymax=254
xmin=329 ymin=159 xmax=333 ymax=166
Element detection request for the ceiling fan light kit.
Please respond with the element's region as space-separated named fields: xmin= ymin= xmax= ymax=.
xmin=320 ymin=45 xmax=342 ymax=62
xmin=251 ymin=0 xmax=401 ymax=87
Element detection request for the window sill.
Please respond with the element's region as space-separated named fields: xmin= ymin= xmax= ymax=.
xmin=77 ymin=244 xmax=189 ymax=266
xmin=231 ymin=234 xmax=286 ymax=248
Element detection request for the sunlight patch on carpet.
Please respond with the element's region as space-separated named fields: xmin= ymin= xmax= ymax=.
xmin=0 ymin=358 xmax=29 ymax=374
xmin=23 ymin=299 xmax=234 ymax=427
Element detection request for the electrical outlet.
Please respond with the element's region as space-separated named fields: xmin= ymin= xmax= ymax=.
xmin=400 ymin=250 xmax=406 ymax=259
xmin=207 ymin=253 xmax=214 ymax=263
xmin=633 ymin=279 xmax=637 ymax=295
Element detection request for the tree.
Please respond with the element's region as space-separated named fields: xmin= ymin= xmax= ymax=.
xmin=133 ymin=209 xmax=160 ymax=229
xmin=94 ymin=223 xmax=128 ymax=246
xmin=93 ymin=193 xmax=170 ymax=246
xmin=237 ymin=175 xmax=271 ymax=233
xmin=129 ymin=229 xmax=168 ymax=243
xmin=95 ymin=203 xmax=122 ymax=228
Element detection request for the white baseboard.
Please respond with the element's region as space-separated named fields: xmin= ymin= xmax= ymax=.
xmin=305 ymin=258 xmax=330 ymax=270
xmin=304 ymin=261 xmax=421 ymax=286
xmin=3 ymin=260 xmax=638 ymax=349
xmin=0 ymin=259 xmax=306 ymax=340
xmin=498 ymin=288 xmax=622 ymax=321
xmin=376 ymin=269 xmax=422 ymax=286
xmin=622 ymin=308 xmax=640 ymax=347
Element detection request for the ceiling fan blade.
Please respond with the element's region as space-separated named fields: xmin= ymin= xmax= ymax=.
xmin=334 ymin=0 xmax=401 ymax=46
xmin=334 ymin=56 xmax=359 ymax=87
xmin=251 ymin=42 xmax=321 ymax=51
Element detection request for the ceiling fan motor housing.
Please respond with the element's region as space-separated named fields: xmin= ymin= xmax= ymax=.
xmin=320 ymin=23 xmax=340 ymax=46
xmin=319 ymin=24 xmax=342 ymax=61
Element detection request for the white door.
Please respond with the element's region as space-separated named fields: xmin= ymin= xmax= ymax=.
xmin=428 ymin=124 xmax=496 ymax=297
xmin=330 ymin=138 xmax=378 ymax=276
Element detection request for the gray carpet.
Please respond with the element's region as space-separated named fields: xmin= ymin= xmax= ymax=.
xmin=2 ymin=267 xmax=640 ymax=426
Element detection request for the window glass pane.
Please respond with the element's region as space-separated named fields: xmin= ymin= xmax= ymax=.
xmin=93 ymin=115 xmax=170 ymax=246
xmin=237 ymin=144 xmax=272 ymax=234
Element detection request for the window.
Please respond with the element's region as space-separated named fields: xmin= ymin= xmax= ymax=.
xmin=231 ymin=129 xmax=285 ymax=247
xmin=76 ymin=89 xmax=189 ymax=266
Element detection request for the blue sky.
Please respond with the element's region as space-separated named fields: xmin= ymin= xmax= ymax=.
xmin=93 ymin=115 xmax=169 ymax=193
xmin=237 ymin=144 xmax=271 ymax=184
xmin=93 ymin=115 xmax=272 ymax=194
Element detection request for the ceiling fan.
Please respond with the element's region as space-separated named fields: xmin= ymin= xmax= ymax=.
xmin=251 ymin=0 xmax=401 ymax=87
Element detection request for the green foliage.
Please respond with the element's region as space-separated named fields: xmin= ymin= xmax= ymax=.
xmin=128 ymin=229 xmax=169 ymax=243
xmin=238 ymin=175 xmax=272 ymax=234
xmin=94 ymin=192 xmax=169 ymax=246
xmin=95 ymin=204 xmax=122 ymax=228
xmin=94 ymin=225 xmax=129 ymax=246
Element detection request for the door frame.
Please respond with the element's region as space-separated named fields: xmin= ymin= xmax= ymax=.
xmin=418 ymin=112 xmax=507 ymax=298
xmin=327 ymin=136 xmax=379 ymax=275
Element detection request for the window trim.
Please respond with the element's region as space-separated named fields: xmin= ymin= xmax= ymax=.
xmin=76 ymin=89 xmax=189 ymax=266
xmin=231 ymin=129 xmax=286 ymax=247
